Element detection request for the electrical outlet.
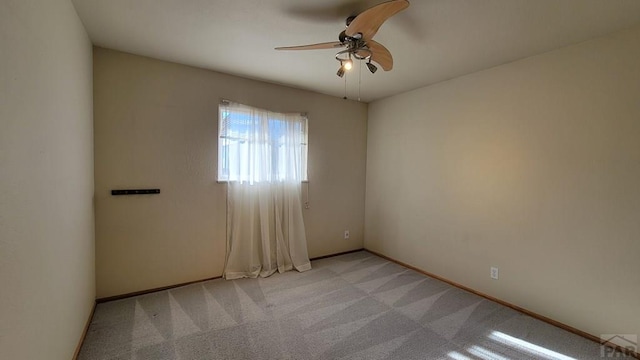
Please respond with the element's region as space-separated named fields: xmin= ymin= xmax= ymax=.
xmin=344 ymin=230 xmax=350 ymax=239
xmin=490 ymin=267 xmax=499 ymax=280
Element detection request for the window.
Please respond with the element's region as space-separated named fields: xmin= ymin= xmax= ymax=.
xmin=218 ymin=101 xmax=308 ymax=182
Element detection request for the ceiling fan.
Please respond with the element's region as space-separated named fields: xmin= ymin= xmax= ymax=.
xmin=276 ymin=0 xmax=409 ymax=77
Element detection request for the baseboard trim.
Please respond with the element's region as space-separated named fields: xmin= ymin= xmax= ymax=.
xmin=310 ymin=248 xmax=364 ymax=261
xmin=95 ymin=249 xmax=365 ymax=304
xmin=72 ymin=301 xmax=96 ymax=360
xmin=96 ymin=276 xmax=221 ymax=303
xmin=366 ymin=249 xmax=639 ymax=359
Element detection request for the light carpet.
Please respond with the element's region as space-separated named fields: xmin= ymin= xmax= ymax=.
xmin=78 ymin=251 xmax=626 ymax=359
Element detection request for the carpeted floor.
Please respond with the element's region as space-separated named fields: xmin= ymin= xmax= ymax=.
xmin=78 ymin=251 xmax=626 ymax=359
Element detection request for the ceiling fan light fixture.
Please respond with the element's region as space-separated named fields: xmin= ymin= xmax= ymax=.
xmin=336 ymin=65 xmax=345 ymax=78
xmin=366 ymin=61 xmax=378 ymax=74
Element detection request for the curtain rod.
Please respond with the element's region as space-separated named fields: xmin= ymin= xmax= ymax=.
xmin=220 ymin=98 xmax=306 ymax=117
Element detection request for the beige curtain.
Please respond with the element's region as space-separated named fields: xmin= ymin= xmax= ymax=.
xmin=224 ymin=181 xmax=310 ymax=279
xmin=221 ymin=101 xmax=311 ymax=279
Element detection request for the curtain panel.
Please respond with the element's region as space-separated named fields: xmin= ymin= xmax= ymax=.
xmin=220 ymin=101 xmax=311 ymax=279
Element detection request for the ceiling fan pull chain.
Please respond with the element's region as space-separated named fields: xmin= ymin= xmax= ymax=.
xmin=358 ymin=60 xmax=362 ymax=102
xmin=343 ymin=72 xmax=347 ymax=100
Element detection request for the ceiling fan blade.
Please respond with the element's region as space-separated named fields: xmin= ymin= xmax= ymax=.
xmin=345 ymin=0 xmax=409 ymax=40
xmin=367 ymin=40 xmax=393 ymax=71
xmin=275 ymin=41 xmax=344 ymax=51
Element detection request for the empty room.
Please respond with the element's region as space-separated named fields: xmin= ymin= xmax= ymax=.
xmin=2 ymin=0 xmax=640 ymax=359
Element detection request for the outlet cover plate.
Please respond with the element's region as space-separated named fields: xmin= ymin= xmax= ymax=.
xmin=491 ymin=267 xmax=499 ymax=280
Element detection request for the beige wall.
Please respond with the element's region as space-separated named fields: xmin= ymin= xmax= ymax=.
xmin=0 ymin=0 xmax=95 ymax=359
xmin=366 ymin=25 xmax=640 ymax=344
xmin=94 ymin=48 xmax=367 ymax=298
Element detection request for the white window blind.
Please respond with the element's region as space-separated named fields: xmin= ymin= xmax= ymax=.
xmin=218 ymin=101 xmax=308 ymax=183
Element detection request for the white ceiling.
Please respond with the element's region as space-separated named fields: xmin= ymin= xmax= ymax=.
xmin=71 ymin=0 xmax=640 ymax=102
